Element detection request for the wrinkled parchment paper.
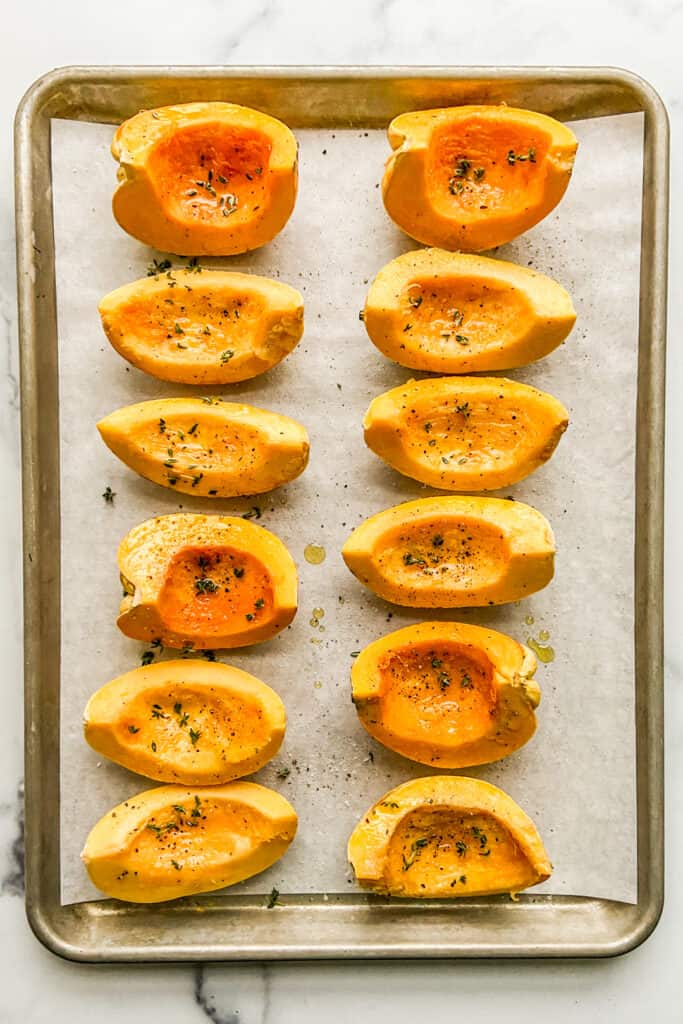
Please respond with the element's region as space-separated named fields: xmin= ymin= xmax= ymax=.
xmin=52 ymin=112 xmax=642 ymax=904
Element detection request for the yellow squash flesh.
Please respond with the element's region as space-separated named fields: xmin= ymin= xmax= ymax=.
xmin=348 ymin=775 xmax=551 ymax=898
xmin=82 ymin=781 xmax=297 ymax=903
xmin=99 ymin=269 xmax=304 ymax=384
xmin=97 ymin=397 xmax=309 ymax=498
xmin=364 ymin=376 xmax=568 ymax=490
xmin=352 ymin=622 xmax=539 ymax=768
xmin=363 ymin=248 xmax=576 ymax=373
xmin=383 ymin=105 xmax=577 ymax=251
xmin=111 ymin=102 xmax=298 ymax=255
xmin=342 ymin=495 xmax=554 ymax=607
xmin=117 ymin=513 xmax=298 ymax=649
xmin=84 ymin=660 xmax=286 ymax=785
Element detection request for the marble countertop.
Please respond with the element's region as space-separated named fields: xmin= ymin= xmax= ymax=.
xmin=1 ymin=1 xmax=681 ymax=1020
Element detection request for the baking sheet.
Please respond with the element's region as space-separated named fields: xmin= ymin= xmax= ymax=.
xmin=52 ymin=112 xmax=642 ymax=906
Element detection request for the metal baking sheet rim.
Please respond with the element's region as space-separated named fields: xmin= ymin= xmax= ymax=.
xmin=14 ymin=65 xmax=668 ymax=962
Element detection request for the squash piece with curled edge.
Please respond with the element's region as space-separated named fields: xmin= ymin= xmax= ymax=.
xmin=99 ymin=270 xmax=304 ymax=385
xmin=348 ymin=775 xmax=551 ymax=898
xmin=364 ymin=376 xmax=568 ymax=491
xmin=382 ymin=105 xmax=577 ymax=251
xmin=97 ymin=397 xmax=309 ymax=498
xmin=363 ymin=249 xmax=575 ymax=373
xmin=111 ymin=102 xmax=298 ymax=255
xmin=342 ymin=495 xmax=554 ymax=607
xmin=84 ymin=660 xmax=286 ymax=785
xmin=352 ymin=622 xmax=539 ymax=768
xmin=117 ymin=513 xmax=297 ymax=649
xmin=82 ymin=781 xmax=297 ymax=903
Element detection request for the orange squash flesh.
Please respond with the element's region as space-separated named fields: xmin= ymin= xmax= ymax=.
xmin=99 ymin=269 xmax=304 ymax=385
xmin=111 ymin=102 xmax=298 ymax=255
xmin=97 ymin=398 xmax=310 ymax=498
xmin=383 ymin=105 xmax=577 ymax=251
xmin=364 ymin=376 xmax=568 ymax=491
xmin=84 ymin=660 xmax=286 ymax=785
xmin=342 ymin=496 xmax=554 ymax=607
xmin=363 ymin=248 xmax=576 ymax=373
xmin=82 ymin=781 xmax=297 ymax=903
xmin=352 ymin=622 xmax=539 ymax=768
xmin=117 ymin=514 xmax=297 ymax=649
xmin=348 ymin=776 xmax=551 ymax=898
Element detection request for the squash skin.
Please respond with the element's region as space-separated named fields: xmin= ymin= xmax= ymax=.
xmin=97 ymin=397 xmax=309 ymax=498
xmin=348 ymin=775 xmax=551 ymax=898
xmin=364 ymin=376 xmax=568 ymax=491
xmin=84 ymin=660 xmax=286 ymax=785
xmin=111 ymin=102 xmax=298 ymax=255
xmin=363 ymin=248 xmax=576 ymax=373
xmin=82 ymin=781 xmax=297 ymax=903
xmin=342 ymin=495 xmax=554 ymax=607
xmin=352 ymin=622 xmax=539 ymax=768
xmin=383 ymin=105 xmax=577 ymax=252
xmin=99 ymin=269 xmax=304 ymax=385
xmin=117 ymin=513 xmax=298 ymax=649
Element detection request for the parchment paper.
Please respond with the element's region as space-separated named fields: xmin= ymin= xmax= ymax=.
xmin=53 ymin=112 xmax=642 ymax=905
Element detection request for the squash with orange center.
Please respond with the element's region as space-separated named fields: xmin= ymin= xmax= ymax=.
xmin=117 ymin=513 xmax=297 ymax=649
xmin=84 ymin=660 xmax=286 ymax=785
xmin=363 ymin=248 xmax=576 ymax=373
xmin=342 ymin=496 xmax=554 ymax=607
xmin=97 ymin=398 xmax=309 ymax=498
xmin=348 ymin=775 xmax=551 ymax=898
xmin=382 ymin=105 xmax=577 ymax=251
xmin=352 ymin=622 xmax=539 ymax=768
xmin=111 ymin=102 xmax=298 ymax=255
xmin=82 ymin=781 xmax=297 ymax=903
xmin=364 ymin=376 xmax=568 ymax=491
xmin=99 ymin=269 xmax=304 ymax=384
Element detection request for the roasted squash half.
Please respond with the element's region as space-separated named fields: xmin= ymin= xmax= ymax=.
xmin=99 ymin=269 xmax=304 ymax=385
xmin=348 ymin=775 xmax=551 ymax=898
xmin=364 ymin=376 xmax=568 ymax=491
xmin=352 ymin=622 xmax=539 ymax=768
xmin=342 ymin=496 xmax=554 ymax=607
xmin=117 ymin=513 xmax=297 ymax=649
xmin=112 ymin=102 xmax=298 ymax=255
xmin=363 ymin=248 xmax=576 ymax=373
xmin=84 ymin=660 xmax=286 ymax=785
xmin=383 ymin=105 xmax=577 ymax=251
xmin=98 ymin=398 xmax=309 ymax=498
xmin=82 ymin=781 xmax=297 ymax=903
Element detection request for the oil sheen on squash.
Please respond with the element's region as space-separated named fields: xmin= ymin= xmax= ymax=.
xmin=111 ymin=103 xmax=298 ymax=256
xmin=363 ymin=249 xmax=576 ymax=373
xmin=117 ymin=513 xmax=297 ymax=649
xmin=342 ymin=496 xmax=554 ymax=608
xmin=364 ymin=376 xmax=569 ymax=490
xmin=84 ymin=660 xmax=286 ymax=785
xmin=352 ymin=621 xmax=539 ymax=768
xmin=347 ymin=775 xmax=551 ymax=898
xmin=99 ymin=269 xmax=304 ymax=385
xmin=82 ymin=781 xmax=298 ymax=903
xmin=382 ymin=105 xmax=578 ymax=252
xmin=97 ymin=397 xmax=309 ymax=498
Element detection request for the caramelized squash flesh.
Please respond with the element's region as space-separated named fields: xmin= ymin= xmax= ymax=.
xmin=348 ymin=775 xmax=551 ymax=898
xmin=117 ymin=514 xmax=297 ymax=649
xmin=364 ymin=376 xmax=568 ymax=490
xmin=99 ymin=270 xmax=304 ymax=384
xmin=382 ymin=105 xmax=577 ymax=251
xmin=82 ymin=782 xmax=297 ymax=902
xmin=84 ymin=660 xmax=286 ymax=784
xmin=363 ymin=249 xmax=575 ymax=372
xmin=342 ymin=496 xmax=554 ymax=607
xmin=97 ymin=398 xmax=309 ymax=498
xmin=352 ymin=622 xmax=539 ymax=767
